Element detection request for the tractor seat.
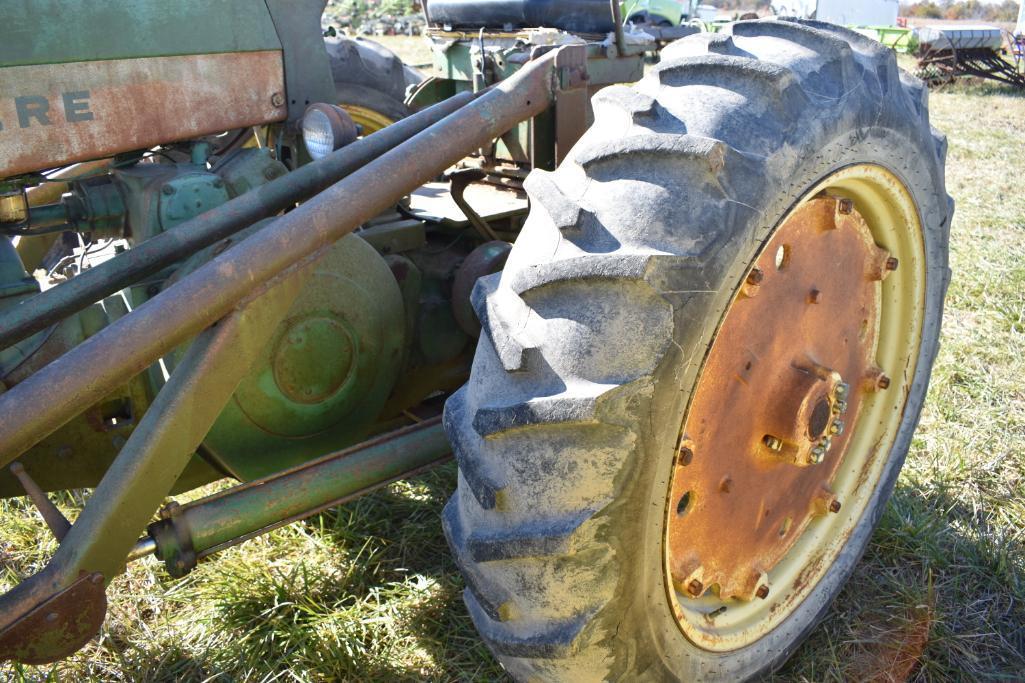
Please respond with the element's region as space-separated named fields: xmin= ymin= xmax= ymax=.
xmin=425 ymin=0 xmax=617 ymax=35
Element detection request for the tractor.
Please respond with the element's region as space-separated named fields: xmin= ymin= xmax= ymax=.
xmin=0 ymin=0 xmax=951 ymax=680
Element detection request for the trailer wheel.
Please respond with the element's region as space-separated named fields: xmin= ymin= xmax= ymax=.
xmin=325 ymin=36 xmax=423 ymax=133
xmin=444 ymin=19 xmax=951 ymax=681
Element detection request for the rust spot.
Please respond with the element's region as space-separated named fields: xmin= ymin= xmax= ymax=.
xmin=0 ymin=52 xmax=286 ymax=178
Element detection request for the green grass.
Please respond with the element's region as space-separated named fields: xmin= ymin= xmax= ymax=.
xmin=3 ymin=46 xmax=1025 ymax=681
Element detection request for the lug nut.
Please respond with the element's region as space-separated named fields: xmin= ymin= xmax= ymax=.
xmin=836 ymin=383 xmax=848 ymax=396
xmin=808 ymin=288 xmax=822 ymax=304
xmin=830 ymin=419 xmax=844 ymax=436
xmin=829 ymin=499 xmax=842 ymax=514
xmin=756 ymin=585 xmax=770 ymax=600
xmin=680 ymin=446 xmax=694 ymax=466
xmin=687 ymin=579 xmax=704 ymax=597
xmin=746 ymin=268 xmax=764 ymax=286
xmin=809 ymin=446 xmax=826 ymax=464
xmin=763 ymin=435 xmax=783 ymax=452
xmin=878 ymin=375 xmax=891 ymax=390
xmin=838 ymin=198 xmax=855 ymax=215
xmin=886 ymin=257 xmax=899 ymax=272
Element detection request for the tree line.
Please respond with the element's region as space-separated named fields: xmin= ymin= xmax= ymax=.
xmin=900 ymin=1 xmax=1021 ymax=21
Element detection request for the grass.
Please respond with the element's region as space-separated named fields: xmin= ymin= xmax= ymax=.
xmin=3 ymin=41 xmax=1025 ymax=681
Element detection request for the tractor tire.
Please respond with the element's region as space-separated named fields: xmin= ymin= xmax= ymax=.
xmin=325 ymin=36 xmax=423 ymax=133
xmin=444 ymin=18 xmax=951 ymax=682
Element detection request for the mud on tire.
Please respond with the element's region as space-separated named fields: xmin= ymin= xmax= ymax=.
xmin=444 ymin=19 xmax=952 ymax=681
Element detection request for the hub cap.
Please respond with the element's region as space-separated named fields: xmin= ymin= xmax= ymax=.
xmin=664 ymin=165 xmax=926 ymax=651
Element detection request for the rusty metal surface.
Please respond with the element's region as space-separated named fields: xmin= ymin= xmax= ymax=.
xmin=0 ymin=51 xmax=286 ymax=179
xmin=0 ymin=572 xmax=106 ymax=665
xmin=668 ymin=196 xmax=888 ymax=601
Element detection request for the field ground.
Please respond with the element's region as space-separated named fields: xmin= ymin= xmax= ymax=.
xmin=2 ymin=37 xmax=1024 ymax=682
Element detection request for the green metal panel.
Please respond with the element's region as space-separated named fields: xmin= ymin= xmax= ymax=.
xmin=1 ymin=0 xmax=281 ymax=67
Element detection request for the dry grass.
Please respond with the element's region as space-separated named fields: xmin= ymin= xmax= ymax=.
xmin=2 ymin=39 xmax=1024 ymax=682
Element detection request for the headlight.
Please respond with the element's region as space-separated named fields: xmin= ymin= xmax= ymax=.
xmin=302 ymin=104 xmax=359 ymax=161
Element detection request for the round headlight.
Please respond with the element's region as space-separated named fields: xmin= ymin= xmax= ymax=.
xmin=302 ymin=104 xmax=359 ymax=161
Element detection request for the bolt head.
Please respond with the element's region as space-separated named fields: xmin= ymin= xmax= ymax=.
xmin=763 ymin=435 xmax=783 ymax=452
xmin=271 ymin=92 xmax=286 ymax=107
xmin=836 ymin=383 xmax=848 ymax=396
xmin=808 ymin=288 xmax=822 ymax=304
xmin=838 ymin=198 xmax=855 ymax=215
xmin=829 ymin=499 xmax=842 ymax=514
xmin=687 ymin=579 xmax=704 ymax=597
xmin=886 ymin=257 xmax=899 ymax=272
xmin=756 ymin=585 xmax=770 ymax=600
xmin=161 ymin=185 xmax=175 ymax=196
xmin=746 ymin=268 xmax=765 ymax=286
xmin=878 ymin=375 xmax=891 ymax=390
xmin=679 ymin=446 xmax=694 ymax=466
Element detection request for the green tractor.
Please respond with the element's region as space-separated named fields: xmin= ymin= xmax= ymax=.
xmin=0 ymin=0 xmax=951 ymax=679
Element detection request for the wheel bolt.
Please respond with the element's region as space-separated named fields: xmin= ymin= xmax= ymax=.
xmin=756 ymin=585 xmax=770 ymax=600
xmin=746 ymin=268 xmax=764 ymax=286
xmin=829 ymin=499 xmax=842 ymax=513
xmin=763 ymin=435 xmax=783 ymax=452
xmin=886 ymin=257 xmax=899 ymax=272
xmin=680 ymin=446 xmax=694 ymax=466
xmin=687 ymin=579 xmax=704 ymax=597
xmin=838 ymin=198 xmax=855 ymax=215
xmin=878 ymin=375 xmax=891 ymax=390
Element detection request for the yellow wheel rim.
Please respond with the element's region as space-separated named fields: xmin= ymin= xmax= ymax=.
xmin=663 ymin=164 xmax=927 ymax=651
xmin=339 ymin=105 xmax=396 ymax=135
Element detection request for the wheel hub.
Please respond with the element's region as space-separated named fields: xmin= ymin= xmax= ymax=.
xmin=667 ymin=195 xmax=897 ymax=602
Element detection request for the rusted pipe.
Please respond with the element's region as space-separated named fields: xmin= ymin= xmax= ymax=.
xmin=0 ymin=48 xmax=566 ymax=468
xmin=0 ymin=91 xmax=476 ymax=352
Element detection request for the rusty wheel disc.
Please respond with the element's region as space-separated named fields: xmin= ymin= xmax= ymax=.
xmin=664 ymin=165 xmax=927 ymax=651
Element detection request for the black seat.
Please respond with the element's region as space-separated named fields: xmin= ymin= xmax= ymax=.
xmin=425 ymin=0 xmax=617 ymax=34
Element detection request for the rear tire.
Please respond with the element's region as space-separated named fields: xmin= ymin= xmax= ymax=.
xmin=444 ymin=19 xmax=951 ymax=681
xmin=324 ymin=36 xmax=423 ymax=131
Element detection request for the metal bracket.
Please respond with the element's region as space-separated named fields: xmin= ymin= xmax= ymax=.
xmin=0 ymin=572 xmax=106 ymax=665
xmin=530 ymin=44 xmax=589 ymax=93
xmin=148 ymin=502 xmax=198 ymax=578
xmin=446 ymin=168 xmax=499 ymax=241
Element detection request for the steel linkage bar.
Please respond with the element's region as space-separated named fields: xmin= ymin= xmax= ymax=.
xmin=147 ymin=417 xmax=449 ymax=576
xmin=0 ymin=91 xmax=476 ymax=352
xmin=0 ymin=47 xmax=580 ymax=470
